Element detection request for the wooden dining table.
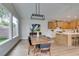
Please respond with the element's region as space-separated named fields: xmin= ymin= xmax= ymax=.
xmin=30 ymin=35 xmax=53 ymax=55
xmin=31 ymin=36 xmax=53 ymax=45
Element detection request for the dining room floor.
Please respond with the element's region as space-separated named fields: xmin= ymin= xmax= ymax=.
xmin=7 ymin=39 xmax=79 ymax=56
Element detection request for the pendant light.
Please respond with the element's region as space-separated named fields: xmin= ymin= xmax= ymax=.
xmin=31 ymin=3 xmax=45 ymax=20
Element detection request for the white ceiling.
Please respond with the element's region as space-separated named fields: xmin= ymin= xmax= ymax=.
xmin=12 ymin=3 xmax=79 ymax=20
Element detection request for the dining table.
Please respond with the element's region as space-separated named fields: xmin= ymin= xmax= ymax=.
xmin=31 ymin=35 xmax=53 ymax=46
xmin=30 ymin=35 xmax=53 ymax=55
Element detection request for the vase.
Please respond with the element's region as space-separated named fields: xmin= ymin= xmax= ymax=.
xmin=37 ymin=32 xmax=39 ymax=38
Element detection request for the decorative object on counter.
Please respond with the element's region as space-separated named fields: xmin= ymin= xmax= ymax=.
xmin=54 ymin=27 xmax=63 ymax=33
xmin=51 ymin=29 xmax=54 ymax=31
xmin=55 ymin=20 xmax=58 ymax=27
xmin=76 ymin=25 xmax=79 ymax=32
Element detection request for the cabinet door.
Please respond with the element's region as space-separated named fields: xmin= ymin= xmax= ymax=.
xmin=57 ymin=21 xmax=69 ymax=29
xmin=48 ymin=22 xmax=53 ymax=29
xmin=52 ymin=21 xmax=57 ymax=29
xmin=62 ymin=22 xmax=70 ymax=29
xmin=57 ymin=21 xmax=63 ymax=28
xmin=70 ymin=20 xmax=76 ymax=29
xmin=57 ymin=21 xmax=70 ymax=29
xmin=77 ymin=20 xmax=79 ymax=26
xmin=48 ymin=21 xmax=56 ymax=29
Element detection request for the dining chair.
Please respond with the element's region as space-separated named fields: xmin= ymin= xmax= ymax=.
xmin=72 ymin=37 xmax=79 ymax=46
xmin=39 ymin=43 xmax=51 ymax=56
xmin=29 ymin=32 xmax=41 ymax=49
xmin=28 ymin=36 xmax=35 ymax=55
xmin=28 ymin=36 xmax=40 ymax=55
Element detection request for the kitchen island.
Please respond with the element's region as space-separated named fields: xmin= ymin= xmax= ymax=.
xmin=54 ymin=32 xmax=79 ymax=46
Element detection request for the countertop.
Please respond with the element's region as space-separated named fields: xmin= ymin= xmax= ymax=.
xmin=56 ymin=32 xmax=79 ymax=35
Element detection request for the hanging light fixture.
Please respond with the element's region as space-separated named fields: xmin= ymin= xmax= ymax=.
xmin=31 ymin=3 xmax=45 ymax=20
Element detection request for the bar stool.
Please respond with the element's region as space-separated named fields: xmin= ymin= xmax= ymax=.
xmin=75 ymin=37 xmax=79 ymax=46
xmin=72 ymin=37 xmax=76 ymax=46
xmin=76 ymin=37 xmax=79 ymax=46
xmin=72 ymin=37 xmax=77 ymax=46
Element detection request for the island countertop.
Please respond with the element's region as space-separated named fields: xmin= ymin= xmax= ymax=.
xmin=54 ymin=32 xmax=79 ymax=46
xmin=56 ymin=32 xmax=79 ymax=35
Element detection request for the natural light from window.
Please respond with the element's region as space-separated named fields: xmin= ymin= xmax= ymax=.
xmin=13 ymin=16 xmax=19 ymax=38
xmin=0 ymin=5 xmax=19 ymax=44
xmin=0 ymin=5 xmax=10 ymax=43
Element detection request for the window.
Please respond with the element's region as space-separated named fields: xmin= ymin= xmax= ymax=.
xmin=0 ymin=5 xmax=19 ymax=44
xmin=0 ymin=5 xmax=10 ymax=43
xmin=12 ymin=16 xmax=19 ymax=38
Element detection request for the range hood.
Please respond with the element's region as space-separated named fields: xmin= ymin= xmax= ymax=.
xmin=31 ymin=3 xmax=45 ymax=20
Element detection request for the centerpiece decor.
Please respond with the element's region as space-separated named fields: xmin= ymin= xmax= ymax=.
xmin=30 ymin=24 xmax=41 ymax=38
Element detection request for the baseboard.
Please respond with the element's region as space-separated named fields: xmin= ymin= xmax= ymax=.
xmin=5 ymin=39 xmax=21 ymax=56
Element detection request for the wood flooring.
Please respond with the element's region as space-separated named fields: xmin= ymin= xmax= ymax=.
xmin=7 ymin=40 xmax=79 ymax=56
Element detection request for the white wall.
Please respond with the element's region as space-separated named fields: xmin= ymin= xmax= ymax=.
xmin=2 ymin=3 xmax=21 ymax=20
xmin=20 ymin=18 xmax=49 ymax=39
xmin=13 ymin=3 xmax=51 ymax=39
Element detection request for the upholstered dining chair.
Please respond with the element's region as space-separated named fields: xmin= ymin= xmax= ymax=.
xmin=29 ymin=32 xmax=41 ymax=49
xmin=28 ymin=36 xmax=40 ymax=55
xmin=28 ymin=36 xmax=35 ymax=55
xmin=39 ymin=43 xmax=51 ymax=56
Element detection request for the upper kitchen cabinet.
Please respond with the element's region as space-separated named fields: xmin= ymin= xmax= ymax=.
xmin=76 ymin=19 xmax=79 ymax=26
xmin=48 ymin=21 xmax=57 ymax=29
xmin=63 ymin=21 xmax=70 ymax=29
xmin=57 ymin=21 xmax=70 ymax=29
xmin=57 ymin=21 xmax=63 ymax=28
xmin=48 ymin=19 xmax=79 ymax=29
xmin=69 ymin=20 xmax=77 ymax=29
xmin=48 ymin=20 xmax=70 ymax=29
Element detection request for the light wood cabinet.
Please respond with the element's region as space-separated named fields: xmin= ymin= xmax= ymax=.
xmin=48 ymin=19 xmax=79 ymax=29
xmin=54 ymin=33 xmax=79 ymax=46
xmin=57 ymin=21 xmax=63 ymax=28
xmin=57 ymin=21 xmax=70 ymax=29
xmin=48 ymin=22 xmax=53 ymax=29
xmin=48 ymin=21 xmax=70 ymax=29
xmin=76 ymin=19 xmax=79 ymax=26
xmin=69 ymin=20 xmax=77 ymax=29
xmin=54 ymin=34 xmax=68 ymax=46
xmin=62 ymin=22 xmax=70 ymax=29
xmin=48 ymin=21 xmax=57 ymax=29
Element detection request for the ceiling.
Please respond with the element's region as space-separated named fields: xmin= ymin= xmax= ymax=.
xmin=12 ymin=3 xmax=79 ymax=21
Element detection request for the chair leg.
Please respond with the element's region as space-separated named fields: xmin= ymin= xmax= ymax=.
xmin=28 ymin=47 xmax=30 ymax=55
xmin=32 ymin=46 xmax=36 ymax=56
xmin=49 ymin=49 xmax=51 ymax=56
xmin=33 ymin=48 xmax=36 ymax=56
